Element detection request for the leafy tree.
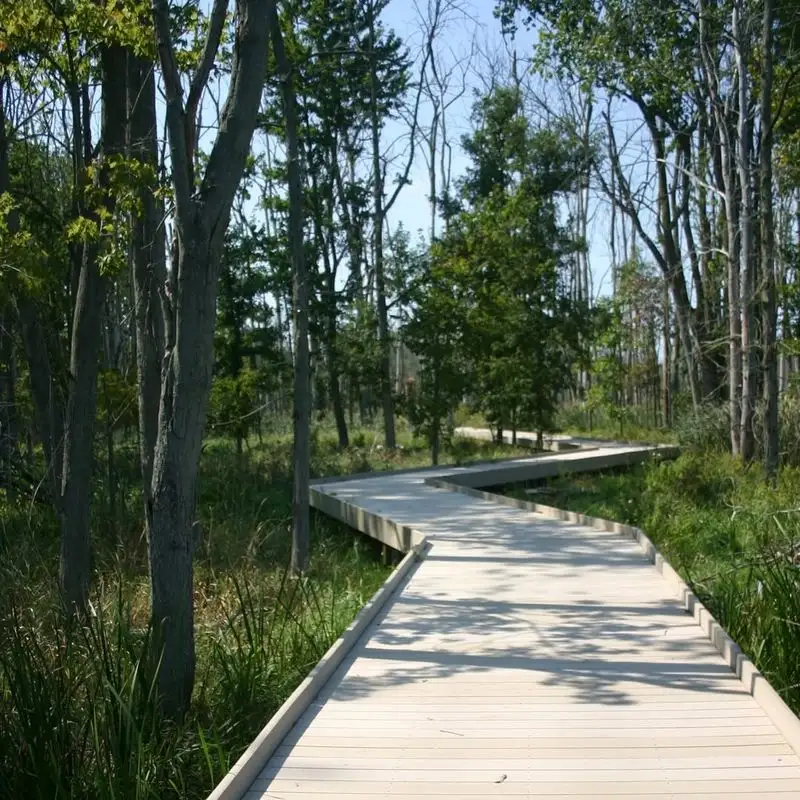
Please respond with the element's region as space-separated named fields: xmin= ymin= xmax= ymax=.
xmin=404 ymin=242 xmax=468 ymax=464
xmin=406 ymin=85 xmax=588 ymax=451
xmin=148 ymin=0 xmax=271 ymax=717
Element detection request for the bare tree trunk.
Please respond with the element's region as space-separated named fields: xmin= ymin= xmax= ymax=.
xmin=662 ymin=283 xmax=671 ymax=426
xmin=149 ymin=0 xmax=269 ymax=717
xmin=268 ymin=2 xmax=310 ymax=574
xmin=699 ymin=0 xmax=741 ymax=454
xmin=309 ymin=162 xmax=348 ymax=450
xmin=0 ymin=309 xmax=16 ymax=495
xmin=128 ymin=52 xmax=167 ymax=503
xmin=760 ymin=0 xmax=779 ymax=478
xmin=60 ymin=43 xmax=127 ymax=612
xmin=325 ymin=267 xmax=349 ymax=450
xmin=368 ymin=2 xmax=396 ymax=450
xmin=735 ymin=0 xmax=756 ymax=461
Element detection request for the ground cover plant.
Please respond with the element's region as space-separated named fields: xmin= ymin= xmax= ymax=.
xmin=0 ymin=421 xmax=519 ymax=799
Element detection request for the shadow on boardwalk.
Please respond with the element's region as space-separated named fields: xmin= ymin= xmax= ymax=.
xmin=304 ymin=495 xmax=747 ymax=714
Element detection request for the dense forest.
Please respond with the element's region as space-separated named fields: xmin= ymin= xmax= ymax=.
xmin=2 ymin=0 xmax=800 ymax=796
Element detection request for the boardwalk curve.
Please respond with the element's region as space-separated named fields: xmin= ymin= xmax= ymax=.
xmin=211 ymin=434 xmax=800 ymax=799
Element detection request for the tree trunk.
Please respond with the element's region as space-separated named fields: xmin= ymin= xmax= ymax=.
xmin=735 ymin=0 xmax=756 ymax=461
xmin=368 ymin=2 xmax=396 ymax=449
xmin=324 ymin=269 xmax=348 ymax=449
xmin=760 ymin=0 xmax=779 ymax=478
xmin=128 ymin=52 xmax=167 ymax=505
xmin=268 ymin=3 xmax=310 ymax=574
xmin=60 ymin=43 xmax=127 ymax=611
xmin=149 ymin=0 xmax=269 ymax=717
xmin=725 ymin=144 xmax=742 ymax=455
xmin=431 ymin=355 xmax=441 ymax=466
xmin=0 ymin=309 xmax=16 ymax=495
xmin=661 ymin=284 xmax=671 ymax=427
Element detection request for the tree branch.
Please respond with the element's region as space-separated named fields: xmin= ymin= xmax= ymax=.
xmin=151 ymin=0 xmax=192 ymax=225
xmin=202 ymin=0 xmax=271 ymax=228
xmin=185 ymin=0 xmax=229 ymax=174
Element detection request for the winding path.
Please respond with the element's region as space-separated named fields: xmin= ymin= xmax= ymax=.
xmin=218 ymin=434 xmax=800 ymax=799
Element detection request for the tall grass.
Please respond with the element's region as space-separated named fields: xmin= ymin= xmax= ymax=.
xmin=0 ymin=418 xmax=521 ymax=798
xmin=506 ymin=451 xmax=800 ymax=715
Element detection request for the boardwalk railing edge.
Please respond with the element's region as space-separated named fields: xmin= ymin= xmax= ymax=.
xmin=425 ymin=471 xmax=800 ymax=758
xmin=206 ymin=490 xmax=430 ymax=800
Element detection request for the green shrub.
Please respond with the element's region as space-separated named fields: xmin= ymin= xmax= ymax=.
xmin=673 ymin=403 xmax=730 ymax=453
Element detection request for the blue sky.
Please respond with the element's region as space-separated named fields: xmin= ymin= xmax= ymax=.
xmin=378 ymin=0 xmax=619 ymax=299
xmin=192 ymin=0 xmax=646 ymax=299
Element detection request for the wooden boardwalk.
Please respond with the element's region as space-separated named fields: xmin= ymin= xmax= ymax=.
xmin=238 ymin=438 xmax=800 ymax=799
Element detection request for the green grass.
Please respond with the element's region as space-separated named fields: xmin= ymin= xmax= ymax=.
xmin=0 ymin=417 xmax=523 ymax=799
xmin=504 ymin=451 xmax=800 ymax=715
xmin=553 ymin=404 xmax=677 ymax=444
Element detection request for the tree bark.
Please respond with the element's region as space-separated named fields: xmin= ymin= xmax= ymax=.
xmin=700 ymin=0 xmax=741 ymax=454
xmin=0 ymin=309 xmax=17 ymax=494
xmin=325 ymin=268 xmax=349 ymax=449
xmin=60 ymin=42 xmax=127 ymax=612
xmin=368 ymin=1 xmax=396 ymax=449
xmin=308 ymin=160 xmax=349 ymax=450
xmin=734 ymin=0 xmax=756 ymax=461
xmin=760 ymin=0 xmax=779 ymax=479
xmin=128 ymin=52 xmax=167 ymax=503
xmin=149 ymin=0 xmax=270 ymax=717
xmin=268 ymin=2 xmax=311 ymax=574
xmin=661 ymin=283 xmax=671 ymax=427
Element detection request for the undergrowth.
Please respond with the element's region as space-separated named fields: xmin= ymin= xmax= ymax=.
xmin=507 ymin=451 xmax=800 ymax=715
xmin=0 ymin=419 xmax=520 ymax=798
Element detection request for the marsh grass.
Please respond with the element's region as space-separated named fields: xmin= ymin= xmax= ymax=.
xmin=505 ymin=451 xmax=800 ymax=715
xmin=0 ymin=418 xmax=521 ymax=798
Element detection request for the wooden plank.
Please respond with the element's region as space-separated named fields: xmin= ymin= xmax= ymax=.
xmin=256 ymin=766 xmax=800 ymax=783
xmin=275 ymin=743 xmax=796 ymax=759
xmin=251 ymin=778 xmax=800 ymax=795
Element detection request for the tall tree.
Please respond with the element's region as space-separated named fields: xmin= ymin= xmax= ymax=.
xmin=128 ymin=48 xmax=166 ymax=517
xmin=148 ymin=0 xmax=270 ymax=717
xmin=734 ymin=0 xmax=756 ymax=461
xmin=59 ymin=37 xmax=128 ymax=612
xmin=761 ymin=0 xmax=779 ymax=478
xmin=267 ymin=2 xmax=311 ymax=574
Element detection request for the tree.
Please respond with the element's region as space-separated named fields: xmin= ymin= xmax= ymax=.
xmin=148 ymin=0 xmax=270 ymax=718
xmin=266 ymin=1 xmax=311 ymax=574
xmin=1 ymin=1 xmax=133 ymax=611
xmin=761 ymin=0 xmax=779 ymax=478
xmin=404 ymin=242 xmax=466 ymax=463
xmin=406 ymin=86 xmax=588 ymax=450
xmin=366 ymin=0 xmax=413 ymax=450
xmin=128 ymin=44 xmax=166 ymax=514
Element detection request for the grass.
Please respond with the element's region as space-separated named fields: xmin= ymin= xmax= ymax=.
xmin=0 ymin=417 xmax=522 ymax=799
xmin=504 ymin=450 xmax=800 ymax=716
xmin=553 ymin=404 xmax=677 ymax=444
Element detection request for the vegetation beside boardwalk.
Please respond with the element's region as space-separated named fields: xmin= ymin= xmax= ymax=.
xmin=0 ymin=422 xmax=519 ymax=799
